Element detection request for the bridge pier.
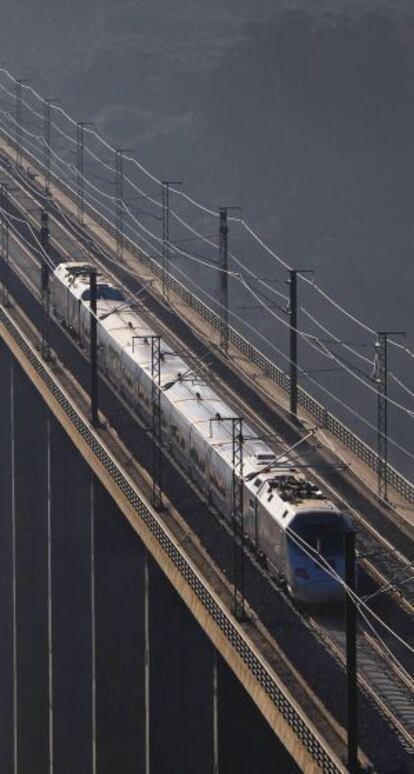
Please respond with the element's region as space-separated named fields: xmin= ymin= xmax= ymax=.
xmin=94 ymin=479 xmax=145 ymax=773
xmin=0 ymin=348 xmax=15 ymax=772
xmin=50 ymin=417 xmax=93 ymax=773
xmin=14 ymin=361 xmax=49 ymax=772
xmin=148 ymin=558 xmax=215 ymax=773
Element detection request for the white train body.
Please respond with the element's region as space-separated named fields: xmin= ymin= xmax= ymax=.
xmin=52 ymin=262 xmax=348 ymax=604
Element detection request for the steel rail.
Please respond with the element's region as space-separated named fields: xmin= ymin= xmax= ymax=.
xmin=310 ymin=618 xmax=414 ymax=753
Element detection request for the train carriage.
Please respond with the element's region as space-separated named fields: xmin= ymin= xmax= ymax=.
xmin=52 ymin=261 xmax=349 ymax=605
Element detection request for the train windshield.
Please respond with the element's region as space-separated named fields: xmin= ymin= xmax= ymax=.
xmin=289 ymin=513 xmax=344 ymax=557
xmin=82 ymin=286 xmax=124 ymax=301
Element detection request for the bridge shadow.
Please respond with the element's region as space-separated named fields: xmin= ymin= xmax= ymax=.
xmin=0 ymin=341 xmax=299 ymax=772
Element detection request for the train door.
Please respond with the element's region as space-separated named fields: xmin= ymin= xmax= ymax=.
xmin=243 ymin=482 xmax=258 ymax=548
xmin=65 ymin=285 xmax=70 ymax=328
xmin=76 ymin=299 xmax=81 ymax=338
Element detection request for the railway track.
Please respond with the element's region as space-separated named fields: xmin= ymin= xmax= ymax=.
xmin=2 ymin=159 xmax=414 ymax=762
xmin=311 ymin=615 xmax=414 ymax=754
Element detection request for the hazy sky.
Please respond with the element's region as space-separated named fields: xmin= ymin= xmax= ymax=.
xmin=3 ymin=1 xmax=413 ymax=327
xmin=2 ymin=1 xmax=414 ymax=468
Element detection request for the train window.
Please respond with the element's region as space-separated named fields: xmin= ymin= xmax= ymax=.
xmin=212 ymin=477 xmax=226 ymax=496
xmin=291 ymin=514 xmax=343 ymax=555
xmin=99 ymin=286 xmax=124 ymax=301
xmin=256 ymin=453 xmax=276 ymax=463
xmin=282 ymin=510 xmax=288 ymax=519
xmin=82 ymin=286 xmax=124 ymax=302
xmin=123 ymin=369 xmax=133 ymax=388
xmin=267 ymin=494 xmax=273 ymax=502
xmin=190 ymin=447 xmax=205 ymax=471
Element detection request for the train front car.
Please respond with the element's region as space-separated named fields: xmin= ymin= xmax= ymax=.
xmin=286 ymin=504 xmax=348 ymax=605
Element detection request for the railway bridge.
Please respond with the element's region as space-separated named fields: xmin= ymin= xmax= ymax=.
xmin=0 ymin=73 xmax=413 ymax=774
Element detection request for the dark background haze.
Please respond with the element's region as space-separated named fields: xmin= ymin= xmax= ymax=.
xmin=1 ymin=0 xmax=414 ymax=473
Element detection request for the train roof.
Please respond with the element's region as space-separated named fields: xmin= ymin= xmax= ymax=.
xmin=55 ymin=262 xmax=338 ymax=496
xmin=246 ymin=467 xmax=340 ymax=529
xmin=54 ymin=262 xmax=121 ymax=303
xmin=97 ymin=298 xmax=277 ymax=472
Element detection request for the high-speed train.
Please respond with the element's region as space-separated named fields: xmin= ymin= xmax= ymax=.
xmin=52 ymin=261 xmax=349 ymax=604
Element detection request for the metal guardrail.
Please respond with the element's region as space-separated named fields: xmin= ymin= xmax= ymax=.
xmin=5 ymin=132 xmax=414 ymax=506
xmin=0 ymin=303 xmax=345 ymax=774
